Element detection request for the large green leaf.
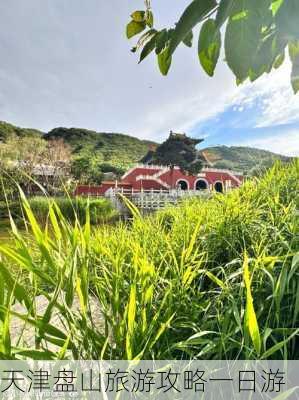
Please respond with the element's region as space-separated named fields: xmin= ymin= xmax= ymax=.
xmin=250 ymin=34 xmax=287 ymax=81
xmin=158 ymin=47 xmax=172 ymax=76
xmin=276 ymin=0 xmax=299 ymax=39
xmin=290 ymin=67 xmax=299 ymax=92
xmin=139 ymin=34 xmax=157 ymax=63
xmin=169 ymin=0 xmax=217 ymax=55
xmin=225 ymin=0 xmax=276 ymax=82
xmin=145 ymin=10 xmax=154 ymax=28
xmin=273 ymin=51 xmax=285 ymax=69
xmin=155 ymin=29 xmax=169 ymax=54
xmin=289 ymin=40 xmax=299 ymax=62
xmin=271 ymin=0 xmax=285 ymax=16
xmin=136 ymin=29 xmax=157 ymax=49
xmin=225 ymin=8 xmax=262 ymax=81
xmin=198 ymin=19 xmax=221 ymax=76
xmin=183 ymin=30 xmax=194 ymax=48
xmin=289 ymin=41 xmax=299 ymax=93
xmin=130 ymin=11 xmax=145 ymax=23
xmin=215 ymin=0 xmax=237 ymax=28
xmin=126 ymin=20 xmax=146 ymax=40
xmin=231 ymin=0 xmax=272 ymax=14
xmin=250 ymin=35 xmax=275 ymax=80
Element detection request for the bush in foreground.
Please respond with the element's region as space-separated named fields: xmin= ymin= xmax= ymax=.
xmin=0 ymin=161 xmax=298 ymax=360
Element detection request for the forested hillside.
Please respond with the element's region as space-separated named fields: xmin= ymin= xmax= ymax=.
xmin=0 ymin=121 xmax=42 ymax=141
xmin=0 ymin=121 xmax=156 ymax=170
xmin=0 ymin=121 xmax=293 ymax=174
xmin=202 ymin=146 xmax=292 ymax=174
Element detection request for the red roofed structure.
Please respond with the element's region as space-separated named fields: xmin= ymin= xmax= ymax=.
xmin=75 ymin=164 xmax=243 ymax=197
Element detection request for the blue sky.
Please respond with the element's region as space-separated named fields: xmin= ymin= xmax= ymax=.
xmin=191 ymin=88 xmax=299 ymax=155
xmin=0 ymin=0 xmax=298 ymax=156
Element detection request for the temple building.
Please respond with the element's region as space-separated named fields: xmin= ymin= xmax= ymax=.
xmin=75 ymin=131 xmax=244 ymax=197
xmin=75 ymin=164 xmax=243 ymax=196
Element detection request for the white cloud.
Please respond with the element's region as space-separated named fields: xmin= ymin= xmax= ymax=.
xmin=0 ymin=0 xmax=238 ymax=142
xmin=0 ymin=0 xmax=298 ymax=148
xmin=133 ymin=82 xmax=234 ymax=141
xmin=229 ymin=61 xmax=299 ymax=128
xmin=238 ymin=130 xmax=299 ymax=157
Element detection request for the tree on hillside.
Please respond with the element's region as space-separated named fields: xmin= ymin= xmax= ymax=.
xmin=141 ymin=131 xmax=205 ymax=174
xmin=71 ymin=154 xmax=103 ymax=185
xmin=0 ymin=121 xmax=42 ymax=142
xmin=99 ymin=163 xmax=126 ymax=178
xmin=0 ymin=136 xmax=47 ymax=197
xmin=1 ymin=136 xmax=46 ymax=175
xmin=0 ymin=136 xmax=71 ymax=197
xmin=127 ymin=0 xmax=299 ymax=93
xmin=38 ymin=139 xmax=72 ymax=194
xmin=0 ymin=133 xmax=47 ymax=198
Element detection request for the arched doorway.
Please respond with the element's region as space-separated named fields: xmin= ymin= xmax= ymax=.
xmin=214 ymin=181 xmax=223 ymax=193
xmin=195 ymin=179 xmax=208 ymax=191
xmin=177 ymin=180 xmax=189 ymax=191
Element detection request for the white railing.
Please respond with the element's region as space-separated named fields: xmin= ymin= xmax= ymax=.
xmin=122 ymin=164 xmax=243 ymax=183
xmin=108 ymin=188 xmax=210 ymax=197
xmin=202 ymin=167 xmax=243 ymax=176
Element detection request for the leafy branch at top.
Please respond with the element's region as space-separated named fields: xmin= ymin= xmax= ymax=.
xmin=126 ymin=0 xmax=299 ymax=94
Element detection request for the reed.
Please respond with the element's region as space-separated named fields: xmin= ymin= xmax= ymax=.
xmin=0 ymin=195 xmax=117 ymax=225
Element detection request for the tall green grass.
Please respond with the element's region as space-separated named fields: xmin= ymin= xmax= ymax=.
xmin=0 ymin=160 xmax=298 ymax=360
xmin=0 ymin=196 xmax=117 ymax=225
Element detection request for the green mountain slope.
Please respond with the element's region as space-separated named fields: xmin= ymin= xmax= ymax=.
xmin=0 ymin=122 xmax=156 ymax=170
xmin=0 ymin=121 xmax=42 ymax=141
xmin=202 ymin=146 xmax=292 ymax=174
xmin=0 ymin=121 xmax=293 ymax=173
xmin=44 ymin=127 xmax=157 ymax=169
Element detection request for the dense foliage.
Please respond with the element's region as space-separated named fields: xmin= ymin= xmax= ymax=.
xmin=142 ymin=131 xmax=205 ymax=174
xmin=45 ymin=127 xmax=156 ymax=171
xmin=0 ymin=161 xmax=297 ymax=360
xmin=0 ymin=121 xmax=41 ymax=141
xmin=127 ymin=0 xmax=299 ymax=93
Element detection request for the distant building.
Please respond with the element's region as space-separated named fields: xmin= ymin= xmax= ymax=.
xmin=75 ymin=164 xmax=243 ymax=196
xmin=75 ymin=130 xmax=244 ymax=197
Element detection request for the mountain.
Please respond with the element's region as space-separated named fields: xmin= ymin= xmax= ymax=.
xmin=44 ymin=127 xmax=157 ymax=169
xmin=0 ymin=121 xmax=293 ymax=174
xmin=0 ymin=121 xmax=42 ymax=141
xmin=0 ymin=121 xmax=157 ymax=170
xmin=201 ymin=146 xmax=292 ymax=174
